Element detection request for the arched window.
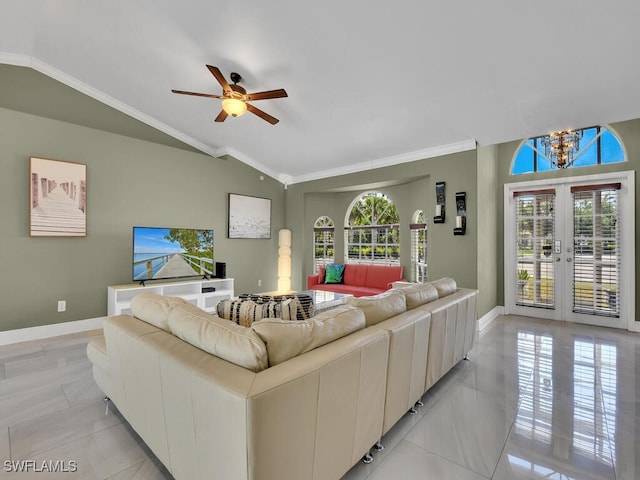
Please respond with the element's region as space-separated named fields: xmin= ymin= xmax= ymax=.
xmin=344 ymin=192 xmax=400 ymax=265
xmin=512 ymin=126 xmax=625 ymax=174
xmin=313 ymin=216 xmax=334 ymax=272
xmin=410 ymin=210 xmax=427 ymax=282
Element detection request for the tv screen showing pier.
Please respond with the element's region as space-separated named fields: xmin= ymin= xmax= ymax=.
xmin=133 ymin=227 xmax=214 ymax=282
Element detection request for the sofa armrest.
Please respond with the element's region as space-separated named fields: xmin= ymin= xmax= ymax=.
xmin=307 ymin=274 xmax=320 ymax=289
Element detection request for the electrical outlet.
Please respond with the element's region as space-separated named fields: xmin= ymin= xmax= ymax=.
xmin=257 ymin=279 xmax=262 ymax=287
xmin=57 ymin=300 xmax=66 ymax=312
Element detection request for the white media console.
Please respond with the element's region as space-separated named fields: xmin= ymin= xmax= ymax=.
xmin=107 ymin=278 xmax=234 ymax=316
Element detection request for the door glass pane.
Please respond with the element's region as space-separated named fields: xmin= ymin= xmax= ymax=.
xmin=573 ymin=189 xmax=620 ymax=317
xmin=516 ymin=193 xmax=555 ymax=308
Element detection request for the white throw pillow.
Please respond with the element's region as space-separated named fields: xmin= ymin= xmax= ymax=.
xmin=168 ymin=303 xmax=268 ymax=372
xmin=251 ymin=304 xmax=365 ymax=366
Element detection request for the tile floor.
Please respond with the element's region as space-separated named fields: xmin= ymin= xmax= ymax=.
xmin=0 ymin=315 xmax=639 ymax=479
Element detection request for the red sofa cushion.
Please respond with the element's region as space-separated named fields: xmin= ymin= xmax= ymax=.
xmin=364 ymin=265 xmax=404 ymax=290
xmin=343 ymin=264 xmax=368 ymax=286
xmin=318 ymin=265 xmax=326 ymax=284
xmin=310 ymin=283 xmax=382 ymax=297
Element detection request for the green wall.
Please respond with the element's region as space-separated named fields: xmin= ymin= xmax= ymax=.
xmin=0 ymin=106 xmax=284 ymax=331
xmin=6 ymin=64 xmax=638 ymax=332
xmin=285 ymin=149 xmax=482 ymax=309
xmin=495 ymin=119 xmax=639 ymax=318
xmin=477 ymin=145 xmax=499 ymax=316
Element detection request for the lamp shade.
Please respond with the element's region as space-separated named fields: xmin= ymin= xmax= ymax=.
xmin=277 ymin=228 xmax=292 ymax=293
xmin=221 ymin=98 xmax=248 ymax=117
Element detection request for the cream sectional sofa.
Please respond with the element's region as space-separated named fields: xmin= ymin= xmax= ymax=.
xmin=87 ymin=277 xmax=477 ymax=480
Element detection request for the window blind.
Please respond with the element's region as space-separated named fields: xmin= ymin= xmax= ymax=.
xmin=572 ymin=187 xmax=620 ymax=317
xmin=410 ymin=222 xmax=427 ymax=282
xmin=515 ymin=192 xmax=556 ymax=308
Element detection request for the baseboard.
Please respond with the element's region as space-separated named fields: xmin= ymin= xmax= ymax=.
xmin=0 ymin=317 xmax=106 ymax=346
xmin=478 ymin=306 xmax=504 ymax=333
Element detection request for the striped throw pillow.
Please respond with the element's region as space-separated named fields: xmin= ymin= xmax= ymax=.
xmin=216 ymin=299 xmax=263 ymax=327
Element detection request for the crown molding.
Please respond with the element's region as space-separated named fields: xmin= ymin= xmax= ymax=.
xmin=213 ymin=146 xmax=282 ymax=182
xmin=0 ymin=52 xmax=221 ymax=158
xmin=288 ymin=139 xmax=478 ymax=184
xmin=1 ymin=54 xmax=477 ymax=185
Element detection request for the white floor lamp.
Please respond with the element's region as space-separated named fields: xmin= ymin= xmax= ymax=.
xmin=278 ymin=228 xmax=292 ymax=293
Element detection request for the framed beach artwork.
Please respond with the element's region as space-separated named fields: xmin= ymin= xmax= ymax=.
xmin=30 ymin=157 xmax=87 ymax=237
xmin=228 ymin=193 xmax=271 ymax=239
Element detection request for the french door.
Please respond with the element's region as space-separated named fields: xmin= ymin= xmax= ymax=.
xmin=505 ymin=172 xmax=635 ymax=330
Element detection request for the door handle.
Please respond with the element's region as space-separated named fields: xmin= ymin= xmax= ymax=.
xmin=555 ymin=257 xmax=561 ymax=262
xmin=567 ymin=258 xmax=572 ymax=263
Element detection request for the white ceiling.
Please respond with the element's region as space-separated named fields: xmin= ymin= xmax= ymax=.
xmin=2 ymin=0 xmax=640 ymax=184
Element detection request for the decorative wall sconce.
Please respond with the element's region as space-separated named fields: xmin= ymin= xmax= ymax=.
xmin=434 ymin=181 xmax=445 ymax=223
xmin=454 ymin=191 xmax=466 ymax=236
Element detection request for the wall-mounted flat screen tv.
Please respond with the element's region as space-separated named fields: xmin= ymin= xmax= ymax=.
xmin=133 ymin=227 xmax=214 ymax=282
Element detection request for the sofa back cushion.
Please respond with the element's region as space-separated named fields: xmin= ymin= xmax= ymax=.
xmin=430 ymin=277 xmax=457 ymax=298
xmin=392 ymin=282 xmax=439 ymax=309
xmin=130 ymin=292 xmax=188 ymax=332
xmin=251 ymin=304 xmax=365 ymax=366
xmin=343 ymin=264 xmax=368 ymax=287
xmin=364 ymin=265 xmax=404 ymax=290
xmin=168 ymin=303 xmax=268 ymax=372
xmin=346 ymin=289 xmax=407 ymax=326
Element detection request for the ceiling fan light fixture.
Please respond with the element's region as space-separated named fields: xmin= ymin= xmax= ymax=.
xmin=221 ymin=97 xmax=247 ymax=117
xmin=172 ymin=65 xmax=286 ymax=124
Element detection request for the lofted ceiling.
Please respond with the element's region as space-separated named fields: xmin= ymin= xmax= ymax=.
xmin=2 ymin=1 xmax=640 ymax=184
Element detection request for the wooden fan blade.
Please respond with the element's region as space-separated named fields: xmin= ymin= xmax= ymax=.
xmin=171 ymin=89 xmax=224 ymax=99
xmin=206 ymin=65 xmax=231 ymax=92
xmin=246 ymin=103 xmax=279 ymax=125
xmin=215 ymin=110 xmax=228 ymax=122
xmin=246 ymin=89 xmax=288 ymax=101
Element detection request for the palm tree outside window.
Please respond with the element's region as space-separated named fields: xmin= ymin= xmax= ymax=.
xmin=345 ymin=192 xmax=400 ymax=265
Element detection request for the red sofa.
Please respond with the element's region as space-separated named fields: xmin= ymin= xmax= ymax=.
xmin=307 ymin=264 xmax=404 ymax=297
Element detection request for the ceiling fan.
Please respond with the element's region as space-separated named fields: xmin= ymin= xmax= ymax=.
xmin=171 ymin=65 xmax=288 ymax=125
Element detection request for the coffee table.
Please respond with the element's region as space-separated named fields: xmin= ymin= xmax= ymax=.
xmin=300 ymin=290 xmax=354 ymax=314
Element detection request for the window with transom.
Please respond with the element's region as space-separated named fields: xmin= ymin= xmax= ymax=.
xmin=344 ymin=192 xmax=400 ymax=265
xmin=512 ymin=126 xmax=625 ymax=174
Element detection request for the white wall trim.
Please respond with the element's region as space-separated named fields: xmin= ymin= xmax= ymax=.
xmin=288 ymin=139 xmax=478 ymax=185
xmin=213 ymin=146 xmax=282 ymax=182
xmin=478 ymin=306 xmax=503 ymax=333
xmin=1 ymin=53 xmax=475 ymax=186
xmin=0 ymin=317 xmax=105 ymax=346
